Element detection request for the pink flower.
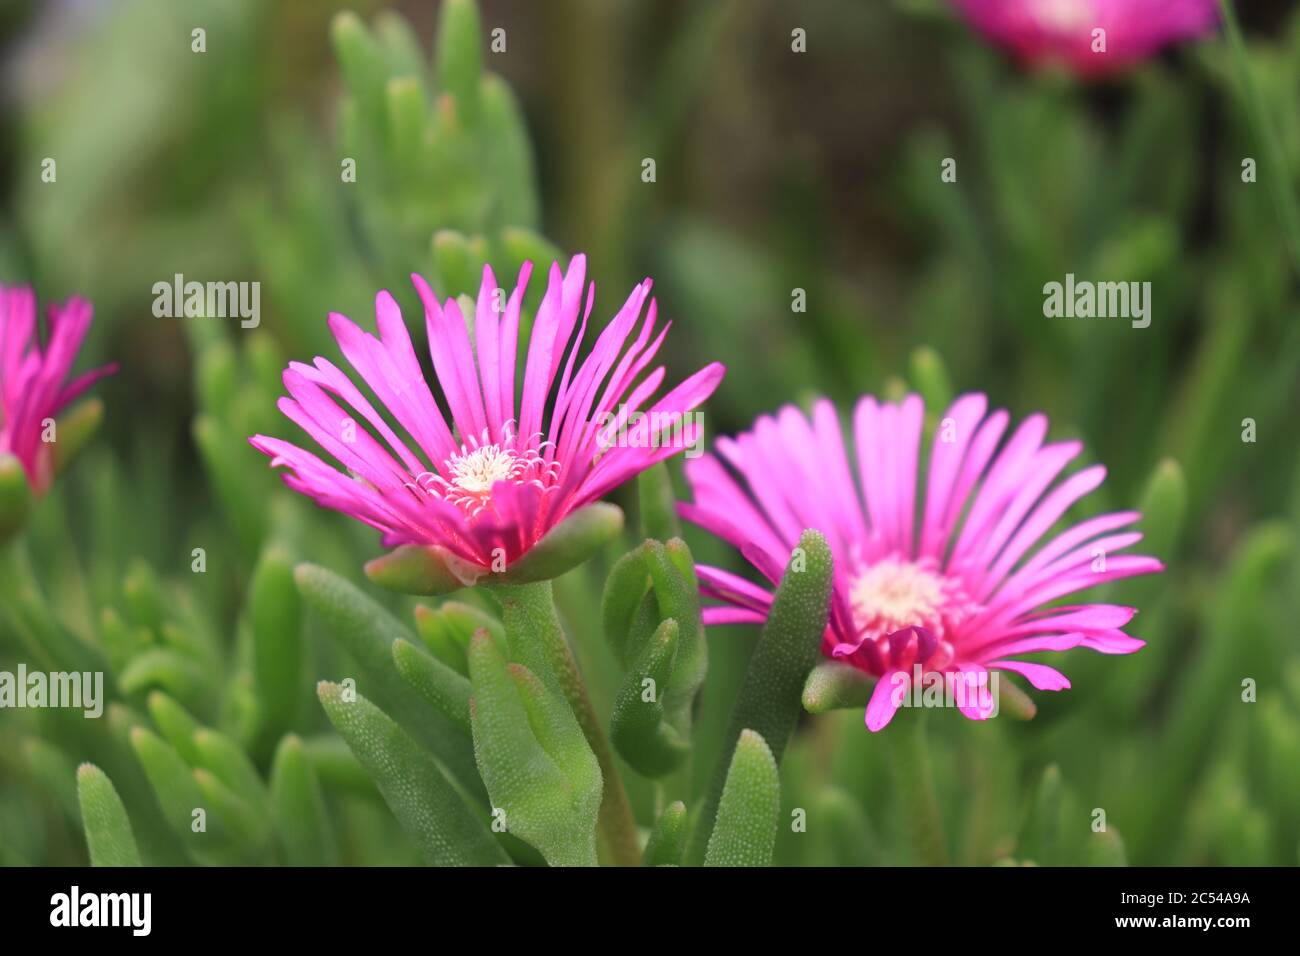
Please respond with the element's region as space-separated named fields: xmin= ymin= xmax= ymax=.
xmin=949 ymin=0 xmax=1219 ymax=75
xmin=680 ymin=393 xmax=1162 ymax=731
xmin=0 ymin=286 xmax=116 ymax=495
xmin=252 ymin=256 xmax=724 ymax=576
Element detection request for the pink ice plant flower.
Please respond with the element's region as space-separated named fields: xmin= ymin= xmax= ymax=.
xmin=0 ymin=285 xmax=116 ymax=494
xmin=251 ymin=256 xmax=725 ymax=574
xmin=950 ymin=0 xmax=1219 ymax=76
xmin=681 ymin=393 xmax=1163 ymax=731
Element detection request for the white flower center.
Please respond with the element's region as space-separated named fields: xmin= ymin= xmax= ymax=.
xmin=447 ymin=443 xmax=525 ymax=494
xmin=405 ymin=431 xmax=560 ymax=518
xmin=850 ymin=558 xmax=945 ymax=634
xmin=1033 ymin=0 xmax=1092 ymax=33
xmin=847 ymin=557 xmax=978 ymax=663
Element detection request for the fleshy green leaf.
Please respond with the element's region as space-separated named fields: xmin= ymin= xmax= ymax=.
xmin=193 ymin=414 xmax=267 ymax=555
xmin=117 ymin=648 xmax=206 ymax=703
xmin=129 ymin=727 xmax=235 ymax=864
xmin=1085 ymin=827 xmax=1128 ymax=867
xmin=492 ymin=502 xmax=624 ymax=585
xmin=648 ymin=539 xmax=707 ymax=721
xmin=802 ymin=660 xmax=875 ymax=714
xmin=996 ymin=675 xmax=1038 ymax=721
xmin=317 ymin=681 xmax=507 ymax=866
xmin=391 ymin=638 xmax=472 ymax=735
xmin=610 ymin=619 xmax=689 ymax=777
xmin=146 ymin=691 xmax=202 ymax=764
xmin=601 ymin=548 xmax=654 ymax=668
xmin=331 ymin=11 xmax=390 ymax=135
xmin=192 ymin=728 xmax=270 ymax=815
xmin=364 ymin=542 xmax=483 ymax=595
xmin=50 ymin=398 xmax=104 ymax=477
xmin=642 ymin=800 xmax=688 ymax=867
xmin=704 ymin=729 xmax=780 ymax=867
xmin=432 ymin=229 xmax=487 ymax=299
xmin=479 ymin=74 xmax=539 ymax=228
xmin=249 ymin=544 xmax=303 ymax=746
xmin=637 ymin=462 xmax=681 ymax=541
xmin=77 ymin=764 xmax=142 ymax=867
xmin=467 ymin=631 xmax=601 ymax=867
xmin=295 ymin=563 xmax=481 ymax=794
xmin=689 ymin=530 xmax=833 ymax=863
xmin=435 ymin=0 xmax=484 ymax=122
xmin=908 ymin=346 xmax=953 ymax=413
xmin=270 ymin=734 xmax=339 ymax=866
xmin=1022 ymin=764 xmax=1064 ymax=867
xmin=192 ymin=768 xmax=270 ymax=854
xmin=413 ymin=600 xmax=504 ymax=676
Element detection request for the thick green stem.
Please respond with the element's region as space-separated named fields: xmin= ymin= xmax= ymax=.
xmin=887 ymin=712 xmax=948 ymax=866
xmin=490 ymin=579 xmax=640 ymax=866
xmin=1218 ymin=0 xmax=1300 ymax=284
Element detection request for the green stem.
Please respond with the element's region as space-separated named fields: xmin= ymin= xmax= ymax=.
xmin=1218 ymin=0 xmax=1300 ymax=284
xmin=490 ymin=579 xmax=641 ymax=866
xmin=887 ymin=712 xmax=948 ymax=866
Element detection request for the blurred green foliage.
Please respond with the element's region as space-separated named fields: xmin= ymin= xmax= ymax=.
xmin=0 ymin=0 xmax=1297 ymax=866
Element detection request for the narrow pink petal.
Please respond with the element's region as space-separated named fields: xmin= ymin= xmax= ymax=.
xmin=987 ymin=660 xmax=1071 ymax=691
xmin=919 ymin=393 xmax=988 ymax=558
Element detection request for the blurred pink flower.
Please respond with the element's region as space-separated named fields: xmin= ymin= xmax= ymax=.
xmin=0 ymin=285 xmax=116 ymax=495
xmin=252 ymin=256 xmax=724 ymax=572
xmin=681 ymin=393 xmax=1162 ymax=731
xmin=950 ymin=0 xmax=1219 ymax=75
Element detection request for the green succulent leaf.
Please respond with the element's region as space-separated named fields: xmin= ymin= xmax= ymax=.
xmin=249 ymin=544 xmax=303 ymax=745
xmin=802 ymin=660 xmax=876 ymax=714
xmin=996 ymin=676 xmax=1038 ymax=721
xmin=117 ymin=648 xmax=207 ymax=703
xmin=908 ymin=346 xmax=953 ymax=413
xmin=637 ymin=462 xmax=681 ymax=541
xmin=479 ymin=75 xmax=539 ymax=229
xmin=129 ymin=727 xmax=235 ymax=864
xmin=331 ymin=11 xmax=391 ymax=134
xmin=432 ymin=230 xmax=488 ymax=299
xmin=601 ymin=548 xmax=654 ymax=668
xmin=295 ymin=563 xmax=480 ymax=794
xmin=610 ymin=619 xmax=690 ymax=777
xmin=413 ymin=599 xmax=505 ymax=675
xmin=317 ymin=681 xmax=508 ymax=866
xmin=364 ymin=542 xmax=483 ymax=595
xmin=642 ymin=800 xmax=688 ymax=867
xmin=704 ymin=729 xmax=780 ymax=867
xmin=467 ymin=631 xmax=602 ymax=867
xmin=690 ymin=530 xmax=833 ymax=863
xmin=435 ymin=0 xmax=484 ymax=122
xmin=192 ymin=728 xmax=270 ymax=816
xmin=192 ymin=768 xmax=270 ymax=855
xmin=491 ymin=502 xmax=624 ymax=585
xmin=1085 ymin=827 xmax=1129 ymax=867
xmin=145 ymin=691 xmax=202 ymax=764
xmin=391 ymin=638 xmax=473 ymax=735
xmin=193 ymin=414 xmax=267 ymax=555
xmin=77 ymin=764 xmax=142 ymax=867
xmin=270 ymin=735 xmax=339 ymax=867
xmin=49 ymin=397 xmax=104 ymax=477
xmin=647 ymin=538 xmax=707 ymax=717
